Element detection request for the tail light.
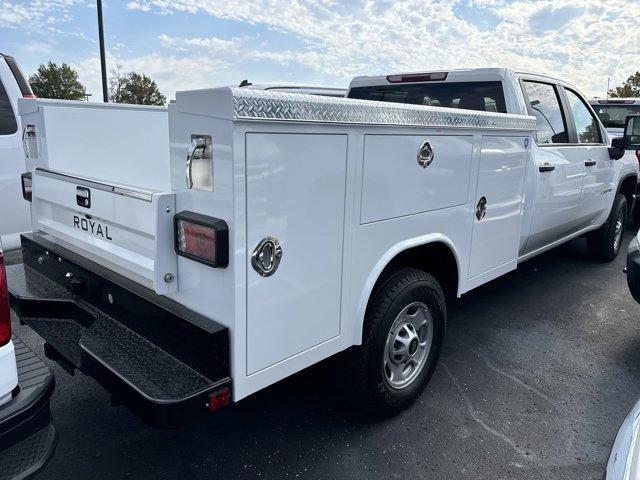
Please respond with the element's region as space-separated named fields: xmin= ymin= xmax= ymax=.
xmin=636 ymin=150 xmax=640 ymax=163
xmin=0 ymin=245 xmax=11 ymax=347
xmin=386 ymin=72 xmax=448 ymax=83
xmin=22 ymin=93 xmax=36 ymax=99
xmin=174 ymin=212 xmax=228 ymax=268
xmin=206 ymin=387 xmax=231 ymax=412
xmin=21 ymin=172 xmax=32 ymax=202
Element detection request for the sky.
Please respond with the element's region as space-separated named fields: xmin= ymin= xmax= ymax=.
xmin=0 ymin=0 xmax=637 ymax=100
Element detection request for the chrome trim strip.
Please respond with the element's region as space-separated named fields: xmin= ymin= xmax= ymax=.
xmin=230 ymin=87 xmax=537 ymax=131
xmin=35 ymin=168 xmax=154 ymax=202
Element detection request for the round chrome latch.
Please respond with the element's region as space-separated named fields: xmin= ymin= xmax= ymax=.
xmin=417 ymin=140 xmax=434 ymax=168
xmin=476 ymin=196 xmax=487 ymax=220
xmin=251 ymin=236 xmax=283 ymax=277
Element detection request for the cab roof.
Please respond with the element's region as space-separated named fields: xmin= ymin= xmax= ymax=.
xmin=349 ymin=67 xmax=579 ymax=91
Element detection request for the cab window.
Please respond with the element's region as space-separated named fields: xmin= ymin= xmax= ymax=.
xmin=565 ymin=89 xmax=602 ymax=144
xmin=347 ymin=81 xmax=507 ymax=113
xmin=522 ymin=81 xmax=568 ymax=144
xmin=0 ymin=78 xmax=17 ymax=135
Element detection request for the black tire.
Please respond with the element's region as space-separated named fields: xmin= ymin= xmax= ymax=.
xmin=352 ymin=268 xmax=446 ymax=416
xmin=587 ymin=193 xmax=627 ymax=262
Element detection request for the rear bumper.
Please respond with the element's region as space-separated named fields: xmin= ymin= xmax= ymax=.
xmin=8 ymin=233 xmax=231 ymax=428
xmin=0 ymin=336 xmax=56 ymax=480
xmin=627 ymin=233 xmax=640 ymax=304
xmin=0 ymin=341 xmax=18 ymax=407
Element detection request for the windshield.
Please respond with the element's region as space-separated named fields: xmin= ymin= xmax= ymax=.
xmin=347 ymin=81 xmax=507 ymax=113
xmin=591 ymin=103 xmax=640 ymax=129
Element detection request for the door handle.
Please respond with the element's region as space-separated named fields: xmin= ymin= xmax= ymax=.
xmin=539 ymin=163 xmax=555 ymax=172
xmin=585 ymin=159 xmax=597 ymax=167
xmin=185 ymin=137 xmax=207 ymax=189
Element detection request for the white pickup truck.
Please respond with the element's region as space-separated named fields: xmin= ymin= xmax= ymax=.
xmin=0 ymin=53 xmax=36 ymax=251
xmin=5 ymin=68 xmax=639 ymax=427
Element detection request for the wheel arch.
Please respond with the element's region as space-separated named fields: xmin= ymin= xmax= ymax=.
xmin=617 ymin=173 xmax=638 ymax=216
xmin=353 ymin=234 xmax=461 ymax=345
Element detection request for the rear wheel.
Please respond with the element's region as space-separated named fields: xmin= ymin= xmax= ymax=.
xmin=352 ymin=268 xmax=446 ymax=415
xmin=587 ymin=193 xmax=627 ymax=262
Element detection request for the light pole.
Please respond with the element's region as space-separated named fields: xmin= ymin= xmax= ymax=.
xmin=97 ymin=0 xmax=108 ymax=102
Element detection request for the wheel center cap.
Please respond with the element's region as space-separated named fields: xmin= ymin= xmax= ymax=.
xmin=409 ymin=338 xmax=419 ymax=356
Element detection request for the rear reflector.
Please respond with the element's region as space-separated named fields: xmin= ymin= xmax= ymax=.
xmin=174 ymin=211 xmax=229 ymax=268
xmin=386 ymin=72 xmax=448 ymax=83
xmin=0 ymin=246 xmax=11 ymax=347
xmin=21 ymin=172 xmax=32 ymax=202
xmin=206 ymin=387 xmax=231 ymax=412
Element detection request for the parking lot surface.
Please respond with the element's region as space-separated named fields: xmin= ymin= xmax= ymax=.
xmin=9 ymin=230 xmax=640 ymax=480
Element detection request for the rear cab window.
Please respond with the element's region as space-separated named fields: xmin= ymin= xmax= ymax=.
xmin=591 ymin=103 xmax=640 ymax=129
xmin=521 ymin=81 xmax=569 ymax=144
xmin=347 ymin=81 xmax=507 ymax=113
xmin=0 ymin=78 xmax=16 ymax=135
xmin=0 ymin=55 xmax=30 ymax=136
xmin=3 ymin=55 xmax=32 ymax=97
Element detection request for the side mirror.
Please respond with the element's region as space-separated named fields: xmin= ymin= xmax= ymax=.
xmin=609 ymin=137 xmax=625 ymax=160
xmin=624 ymin=115 xmax=640 ymax=150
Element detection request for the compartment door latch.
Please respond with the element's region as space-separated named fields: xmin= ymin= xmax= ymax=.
xmin=251 ymin=236 xmax=283 ymax=277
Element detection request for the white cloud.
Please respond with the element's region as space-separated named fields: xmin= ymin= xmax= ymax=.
xmin=0 ymin=0 xmax=84 ymax=28
xmin=73 ymin=52 xmax=231 ymax=100
xmin=121 ymin=0 xmax=640 ymax=96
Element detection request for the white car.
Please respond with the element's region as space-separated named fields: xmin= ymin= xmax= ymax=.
xmin=4 ymin=68 xmax=639 ymax=427
xmin=0 ymin=241 xmax=55 ymax=480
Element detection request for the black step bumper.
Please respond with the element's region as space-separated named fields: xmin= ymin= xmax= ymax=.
xmin=8 ymin=234 xmax=231 ymax=428
xmin=0 ymin=336 xmax=56 ymax=480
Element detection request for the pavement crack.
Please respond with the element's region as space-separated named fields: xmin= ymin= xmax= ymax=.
xmin=441 ymin=361 xmax=540 ymax=464
xmin=468 ymin=347 xmax=558 ymax=409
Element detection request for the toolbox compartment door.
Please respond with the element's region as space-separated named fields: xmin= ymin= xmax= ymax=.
xmin=245 ymin=133 xmax=348 ymax=374
xmin=468 ymin=136 xmax=528 ymax=280
xmin=360 ymin=134 xmax=473 ymax=224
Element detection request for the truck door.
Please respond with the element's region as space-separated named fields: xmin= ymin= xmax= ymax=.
xmin=520 ymin=80 xmax=585 ymax=254
xmin=561 ymin=87 xmax=613 ymax=227
xmin=245 ymin=133 xmax=348 ymax=374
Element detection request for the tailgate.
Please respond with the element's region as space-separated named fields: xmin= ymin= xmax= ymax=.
xmin=30 ymin=167 xmax=177 ymax=295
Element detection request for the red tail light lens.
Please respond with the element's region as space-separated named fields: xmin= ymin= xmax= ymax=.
xmin=22 ymin=93 xmax=36 ymax=99
xmin=0 ymin=248 xmax=11 ymax=347
xmin=636 ymin=150 xmax=640 ymax=163
xmin=174 ymin=212 xmax=229 ymax=268
xmin=206 ymin=387 xmax=231 ymax=412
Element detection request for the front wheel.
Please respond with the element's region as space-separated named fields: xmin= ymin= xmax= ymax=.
xmin=587 ymin=193 xmax=627 ymax=262
xmin=352 ymin=268 xmax=446 ymax=416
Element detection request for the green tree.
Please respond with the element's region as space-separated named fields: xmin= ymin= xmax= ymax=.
xmin=29 ymin=61 xmax=86 ymax=100
xmin=609 ymin=71 xmax=640 ymax=98
xmin=109 ymin=68 xmax=166 ymax=106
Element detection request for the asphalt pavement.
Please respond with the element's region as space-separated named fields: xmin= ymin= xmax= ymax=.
xmin=9 ymin=230 xmax=640 ymax=480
